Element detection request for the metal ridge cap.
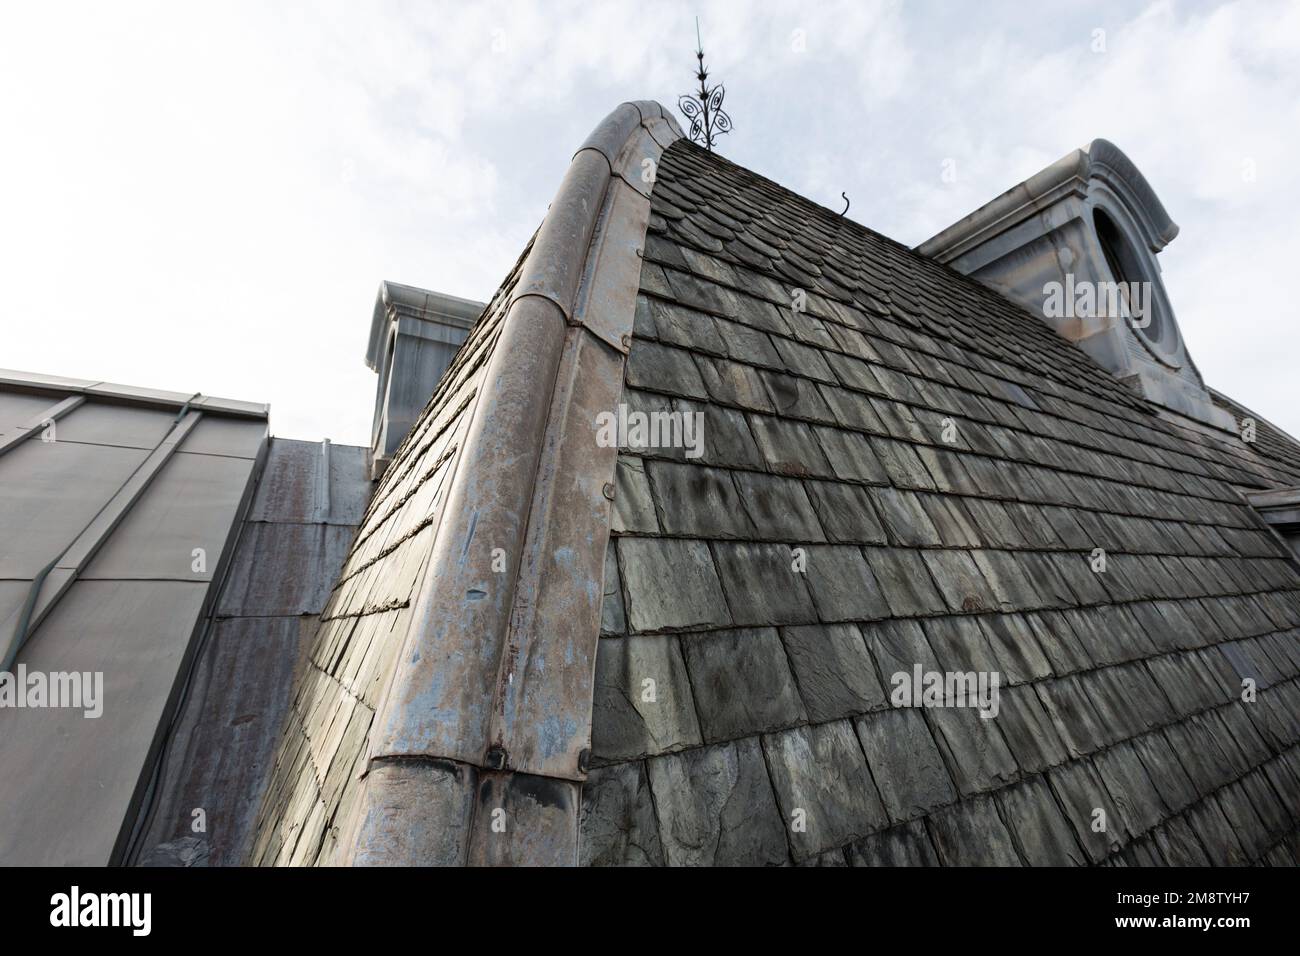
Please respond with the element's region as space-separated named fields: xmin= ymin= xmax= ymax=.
xmin=516 ymin=100 xmax=682 ymax=321
xmin=347 ymin=100 xmax=679 ymax=864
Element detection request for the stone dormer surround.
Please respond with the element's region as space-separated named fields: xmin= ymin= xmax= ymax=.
xmin=918 ymin=139 xmax=1236 ymax=432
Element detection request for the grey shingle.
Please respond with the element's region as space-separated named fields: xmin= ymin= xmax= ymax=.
xmin=590 ymin=635 xmax=702 ymax=762
xmin=845 ymin=819 xmax=940 ymax=866
xmin=625 ymin=340 xmax=708 ymax=399
xmin=644 ymin=460 xmax=754 ymax=538
xmin=748 ymin=414 xmax=834 ymax=477
xmin=611 ymin=455 xmax=658 ymax=534
xmin=926 ymin=795 xmax=1023 ymax=866
xmin=862 ymin=547 xmax=948 ymax=616
xmin=618 ymin=537 xmax=732 ymax=633
xmin=695 ymin=355 xmax=774 ymax=412
xmin=680 ymin=627 xmax=806 ymax=741
xmin=812 ymin=426 xmax=890 ymax=483
xmin=922 ymin=549 xmax=996 ymax=613
xmin=732 ymin=470 xmax=825 ymax=541
xmin=1047 ymin=759 xmax=1122 ymax=863
xmin=578 ymin=762 xmax=664 ymax=866
xmin=802 ymin=480 xmax=887 ymax=544
xmin=601 ymin=544 xmax=626 ymax=635
xmin=647 ymin=737 xmax=788 ymax=866
xmin=802 ymin=545 xmax=891 ymax=622
xmin=762 ymin=720 xmax=890 ymax=860
xmin=996 ymin=775 xmax=1089 ymax=866
xmin=712 ymin=541 xmax=819 ymax=626
xmin=854 ymin=709 xmax=957 ymax=823
xmin=781 ymin=623 xmax=887 ymax=721
xmin=924 ymin=704 xmax=1019 ymax=795
xmin=871 ymin=487 xmax=943 ymax=546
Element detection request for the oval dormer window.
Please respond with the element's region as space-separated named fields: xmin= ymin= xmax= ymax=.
xmin=1093 ymin=207 xmax=1167 ymax=351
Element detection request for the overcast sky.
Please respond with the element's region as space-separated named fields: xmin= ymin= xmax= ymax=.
xmin=2 ymin=0 xmax=1297 ymax=445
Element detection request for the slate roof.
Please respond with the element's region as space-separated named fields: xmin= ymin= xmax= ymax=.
xmin=582 ymin=140 xmax=1300 ymax=866
xmin=251 ymin=103 xmax=1300 ymax=867
xmin=249 ymin=251 xmax=522 ymax=865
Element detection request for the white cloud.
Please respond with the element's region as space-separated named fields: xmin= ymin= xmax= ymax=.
xmin=0 ymin=0 xmax=1296 ymax=442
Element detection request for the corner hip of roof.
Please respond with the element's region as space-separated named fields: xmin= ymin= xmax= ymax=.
xmin=344 ymin=100 xmax=681 ymax=864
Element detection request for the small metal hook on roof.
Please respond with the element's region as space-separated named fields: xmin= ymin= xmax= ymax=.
xmin=840 ymin=192 xmax=850 ymax=216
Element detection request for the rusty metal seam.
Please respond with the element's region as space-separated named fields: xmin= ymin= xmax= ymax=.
xmin=336 ymin=101 xmax=678 ymax=866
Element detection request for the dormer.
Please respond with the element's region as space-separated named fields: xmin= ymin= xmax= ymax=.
xmin=365 ymin=281 xmax=484 ymax=479
xmin=918 ymin=139 xmax=1235 ymax=432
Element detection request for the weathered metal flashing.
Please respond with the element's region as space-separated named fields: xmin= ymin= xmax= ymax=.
xmin=340 ymin=100 xmax=679 ymax=865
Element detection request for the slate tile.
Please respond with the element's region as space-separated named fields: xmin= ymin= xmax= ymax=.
xmin=1184 ymin=797 xmax=1250 ymax=866
xmin=917 ymin=493 xmax=983 ymax=547
xmin=644 ymin=460 xmax=754 ymax=538
xmin=915 ymin=445 xmax=979 ymax=495
xmin=714 ymin=317 xmax=782 ymax=367
xmin=712 ymin=541 xmax=819 ymax=626
xmin=927 ymin=620 xmax=1002 ymax=685
xmin=732 ymin=470 xmax=825 ymax=541
xmin=645 ymin=298 xmax=726 ymax=355
xmin=870 ymin=487 xmax=943 ymax=546
xmin=578 ymin=762 xmax=664 ymax=866
xmin=762 ymin=720 xmax=890 ymax=860
xmin=811 ymin=425 xmax=890 ymax=483
xmin=674 ymin=398 xmax=765 ymax=470
xmin=618 ymin=537 xmax=732 ymax=632
xmin=978 ymin=614 xmax=1054 ymax=683
xmin=819 ymin=383 xmax=887 ymax=433
xmin=695 ymin=355 xmax=774 ymax=412
xmin=855 ymin=709 xmax=957 ymax=823
xmin=802 ymin=480 xmax=887 ymax=544
xmin=861 ymin=618 xmax=943 ymax=689
xmin=647 ymin=737 xmax=789 ymax=866
xmin=862 ymin=547 xmax=949 ymax=616
xmin=663 ymin=267 xmax=741 ymax=318
xmin=625 ymin=340 xmax=708 ymax=400
xmin=781 ymin=623 xmax=887 ymax=721
xmin=1128 ymin=729 xmax=1199 ymax=814
xmin=970 ymin=550 xmax=1048 ymax=611
xmin=748 ymin=414 xmax=834 ymax=478
xmin=845 ymin=819 xmax=941 ymax=866
xmin=761 ymin=370 xmax=835 ymax=421
xmin=1047 ymin=759 xmax=1123 ymax=863
xmin=680 ymin=627 xmax=806 ymax=741
xmin=996 ymin=775 xmax=1089 ymax=866
xmin=591 ymin=635 xmax=702 ymax=762
xmin=926 ymin=794 xmax=1023 ymax=866
xmin=922 ymin=549 xmax=996 ymax=613
xmin=1147 ymin=815 xmax=1212 ymax=865
xmin=1035 ymin=676 xmax=1111 ymax=757
xmin=1093 ymin=741 xmax=1170 ymax=837
xmin=772 ymin=336 xmax=835 ymax=383
xmin=611 ymin=455 xmax=658 ymax=534
xmin=601 ymin=543 xmax=626 ymax=635
xmin=869 ymin=438 xmax=938 ymax=490
xmin=924 ymin=704 xmax=1019 ymax=795
xmin=802 ymin=544 xmax=891 ymax=623
xmin=995 ymin=684 xmax=1070 ymax=773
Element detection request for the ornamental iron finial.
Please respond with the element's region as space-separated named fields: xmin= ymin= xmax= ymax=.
xmin=677 ymin=17 xmax=732 ymax=152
